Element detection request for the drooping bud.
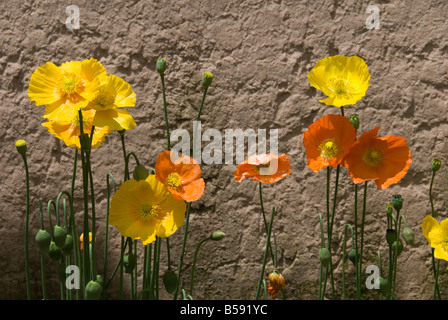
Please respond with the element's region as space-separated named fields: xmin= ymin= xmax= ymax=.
xmin=15 ymin=140 xmax=27 ymax=155
xmin=62 ymin=234 xmax=74 ymax=255
xmin=375 ymin=277 xmax=390 ymax=295
xmin=124 ymin=253 xmax=136 ymax=274
xmin=35 ymin=229 xmax=51 ymax=255
xmin=48 ymin=241 xmax=62 ymax=261
xmin=319 ymin=248 xmax=331 ymax=268
xmin=85 ymin=280 xmax=102 ymax=300
xmin=133 ymin=164 xmax=149 ymax=181
xmin=432 ymin=159 xmax=442 ymax=173
xmin=402 ymin=226 xmax=415 ymax=245
xmin=267 ymin=270 xmax=285 ymax=300
xmin=156 ymin=58 xmax=167 ymax=74
xmin=392 ymin=240 xmax=404 ymax=256
xmin=202 ymin=72 xmax=213 ymax=88
xmin=392 ymin=195 xmax=403 ymax=212
xmin=349 ymin=114 xmax=360 ymax=130
xmin=53 ymin=225 xmax=67 ymax=249
xmin=163 ymin=269 xmax=177 ymax=294
xmin=386 ymin=229 xmax=397 ymax=246
xmin=210 ymin=231 xmax=226 ymax=241
xmin=348 ymin=249 xmax=359 ymax=265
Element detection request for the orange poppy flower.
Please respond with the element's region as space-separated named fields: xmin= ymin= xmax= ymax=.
xmin=303 ymin=114 xmax=357 ymax=172
xmin=342 ymin=126 xmax=412 ymax=189
xmin=234 ymin=153 xmax=291 ymax=184
xmin=154 ymin=151 xmax=205 ymax=202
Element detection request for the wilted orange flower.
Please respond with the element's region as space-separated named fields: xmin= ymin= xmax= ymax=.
xmin=267 ymin=270 xmax=285 ymax=299
xmin=154 ymin=151 xmax=205 ymax=202
xmin=343 ymin=126 xmax=412 ymax=189
xmin=303 ymin=114 xmax=357 ymax=172
xmin=234 ymin=153 xmax=291 ymax=184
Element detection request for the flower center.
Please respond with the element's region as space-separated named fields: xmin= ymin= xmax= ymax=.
xmin=93 ymin=89 xmax=115 ymax=110
xmin=363 ymin=148 xmax=383 ymax=167
xmin=319 ymin=139 xmax=340 ymax=160
xmin=59 ymin=73 xmax=84 ymax=96
xmin=328 ymin=77 xmax=354 ymax=99
xmin=138 ymin=203 xmax=161 ymax=221
xmin=165 ymin=172 xmax=182 ymax=189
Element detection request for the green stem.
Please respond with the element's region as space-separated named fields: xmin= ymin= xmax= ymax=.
xmin=256 ymin=207 xmax=275 ymax=300
xmin=190 ymin=238 xmax=210 ymax=296
xmin=160 ymin=72 xmax=170 ymax=150
xmin=318 ymin=213 xmax=325 ymax=300
xmin=103 ymin=173 xmax=116 ymax=299
xmin=174 ymin=202 xmax=191 ymax=300
xmin=259 ymin=182 xmax=275 ymax=266
xmin=358 ymin=181 xmax=368 ymax=300
xmin=354 ymin=183 xmax=360 ymax=299
xmin=342 ymin=224 xmax=354 ymax=300
xmin=20 ymin=152 xmax=31 ymax=300
xmin=38 ymin=199 xmax=47 ymax=300
xmin=429 ymin=170 xmax=441 ymax=300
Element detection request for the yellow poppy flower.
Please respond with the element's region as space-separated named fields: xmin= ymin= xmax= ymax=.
xmin=308 ymin=56 xmax=370 ymax=107
xmin=109 ymin=175 xmax=186 ymax=245
xmin=28 ymin=58 xmax=106 ymax=120
xmin=421 ymin=215 xmax=448 ymax=261
xmin=86 ymin=74 xmax=137 ymax=131
xmin=41 ymin=108 xmax=112 ymax=149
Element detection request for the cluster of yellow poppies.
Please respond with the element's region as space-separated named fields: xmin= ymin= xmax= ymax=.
xmin=28 ymin=57 xmax=137 ymax=149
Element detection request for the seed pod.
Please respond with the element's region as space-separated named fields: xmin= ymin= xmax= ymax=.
xmin=375 ymin=277 xmax=390 ymax=295
xmin=386 ymin=229 xmax=397 ymax=246
xmin=48 ymin=241 xmax=62 ymax=261
xmin=163 ymin=269 xmax=177 ymax=294
xmin=319 ymin=248 xmax=331 ymax=268
xmin=35 ymin=229 xmax=51 ymax=255
xmin=156 ymin=58 xmax=167 ymax=74
xmin=202 ymin=72 xmax=213 ymax=88
xmin=432 ymin=159 xmax=442 ymax=173
xmin=349 ymin=114 xmax=359 ymax=130
xmin=53 ymin=225 xmax=67 ymax=249
xmin=392 ymin=195 xmax=403 ymax=212
xmin=62 ymin=234 xmax=74 ymax=255
xmin=15 ymin=140 xmax=27 ymax=155
xmin=85 ymin=280 xmax=102 ymax=300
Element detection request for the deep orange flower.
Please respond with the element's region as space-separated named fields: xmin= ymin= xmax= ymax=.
xmin=154 ymin=151 xmax=205 ymax=202
xmin=234 ymin=153 xmax=291 ymax=184
xmin=267 ymin=271 xmax=285 ymax=299
xmin=343 ymin=126 xmax=412 ymax=189
xmin=303 ymin=114 xmax=357 ymax=172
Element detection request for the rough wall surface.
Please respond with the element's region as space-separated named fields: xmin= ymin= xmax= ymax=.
xmin=1 ymin=0 xmax=447 ymax=300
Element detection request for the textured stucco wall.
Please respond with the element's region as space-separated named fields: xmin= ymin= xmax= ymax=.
xmin=1 ymin=0 xmax=447 ymax=300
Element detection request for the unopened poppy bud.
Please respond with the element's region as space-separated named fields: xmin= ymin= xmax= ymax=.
xmin=267 ymin=270 xmax=285 ymax=299
xmin=133 ymin=164 xmax=149 ymax=181
xmin=58 ymin=262 xmax=66 ymax=283
xmin=386 ymin=229 xmax=397 ymax=246
xmin=393 ymin=240 xmax=404 ymax=256
xmin=385 ymin=204 xmax=394 ymax=217
xmin=156 ymin=58 xmax=167 ymax=74
xmin=319 ymin=248 xmax=331 ymax=268
xmin=48 ymin=241 xmax=62 ymax=261
xmin=15 ymin=140 xmax=27 ymax=155
xmin=79 ymin=133 xmax=91 ymax=151
xmin=202 ymin=72 xmax=213 ymax=88
xmin=432 ymin=159 xmax=442 ymax=173
xmin=62 ymin=234 xmax=74 ymax=255
xmin=375 ymin=277 xmax=390 ymax=295
xmin=348 ymin=249 xmax=359 ymax=265
xmin=163 ymin=269 xmax=177 ymax=294
xmin=35 ymin=229 xmax=51 ymax=255
xmin=124 ymin=253 xmax=136 ymax=274
xmin=210 ymin=231 xmax=226 ymax=241
xmin=85 ymin=280 xmax=102 ymax=300
xmin=402 ymin=226 xmax=414 ymax=245
xmin=349 ymin=114 xmax=359 ymax=130
xmin=53 ymin=225 xmax=67 ymax=249
xmin=392 ymin=195 xmax=403 ymax=212
xmin=96 ymin=274 xmax=103 ymax=287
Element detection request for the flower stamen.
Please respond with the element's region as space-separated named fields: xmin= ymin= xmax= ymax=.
xmin=363 ymin=148 xmax=383 ymax=167
xmin=139 ymin=203 xmax=161 ymax=221
xmin=319 ymin=139 xmax=340 ymax=160
xmin=165 ymin=172 xmax=182 ymax=189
